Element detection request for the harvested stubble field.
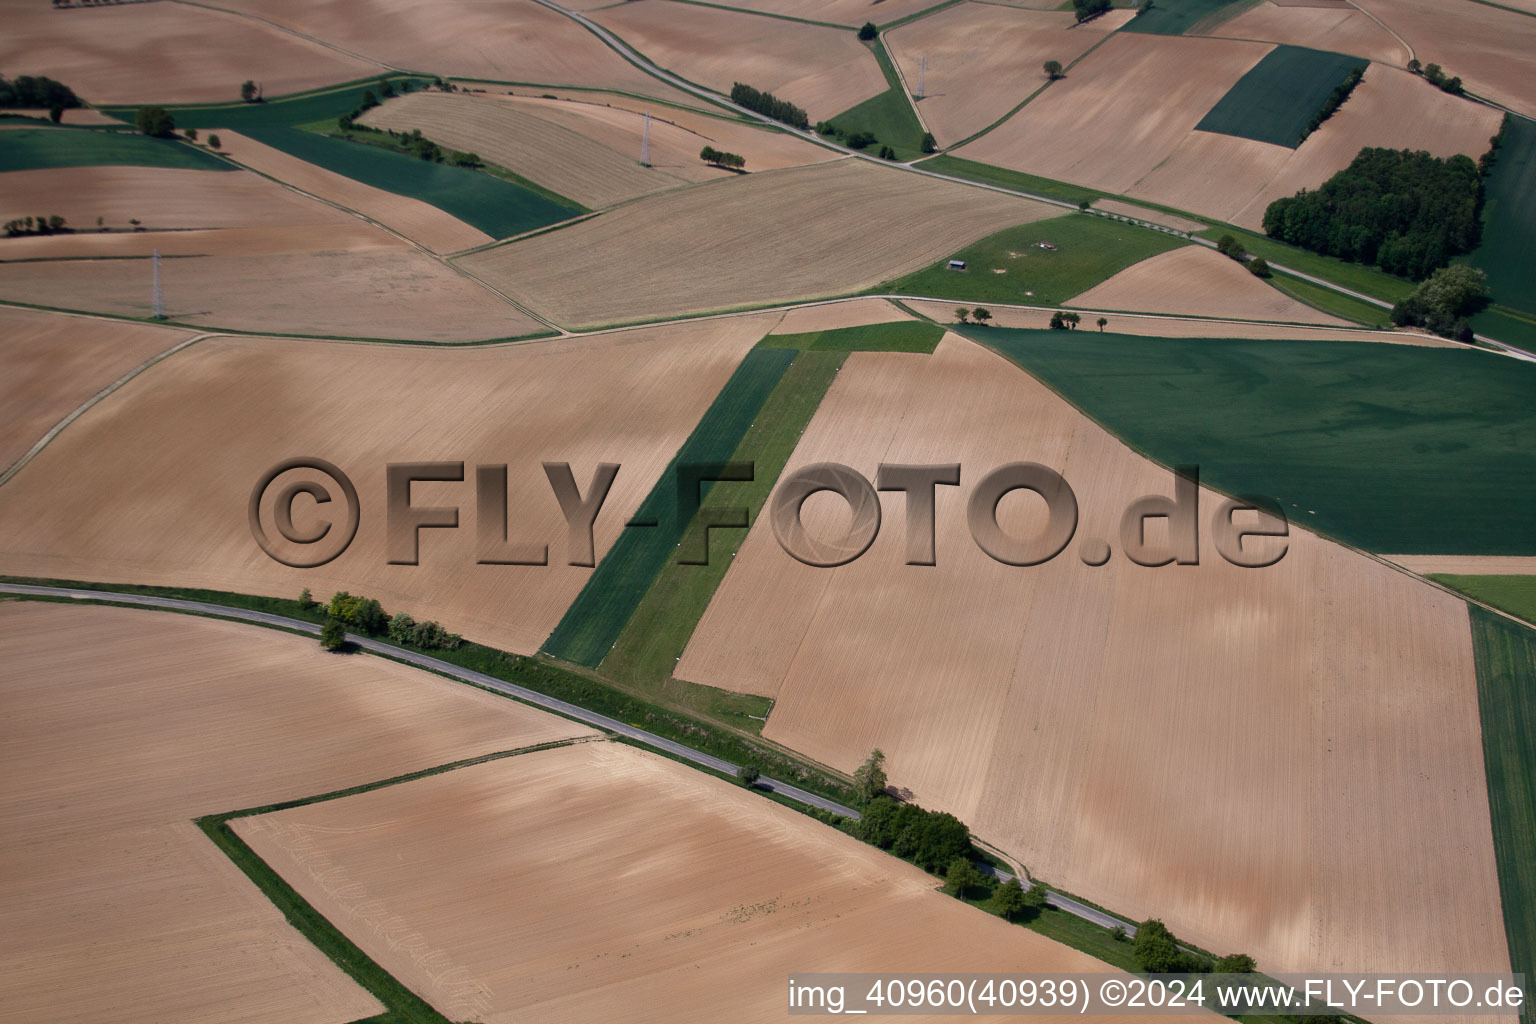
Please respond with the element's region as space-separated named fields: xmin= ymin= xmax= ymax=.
xmin=769 ymin=296 xmax=914 ymax=333
xmin=215 ymin=130 xmax=491 ymax=253
xmin=886 ymin=3 xmax=1134 ymax=145
xmin=0 ymin=1 xmax=382 ymax=104
xmin=358 ymin=92 xmax=687 ymax=210
xmin=0 ymin=316 xmax=775 ymax=654
xmin=1209 ymin=1 xmax=1409 ymax=64
xmin=1393 ymin=557 xmax=1536 ymax=576
xmin=206 ymin=0 xmax=703 ymax=107
xmin=0 ymin=306 xmax=191 ymax=474
xmin=956 ymin=34 xmax=1273 ymax=197
xmin=236 ymin=741 xmax=1205 ymax=1024
xmin=457 ymin=158 xmax=1054 ymax=328
xmin=1350 ymin=0 xmax=1536 ymax=116
xmin=1065 ymin=245 xmax=1347 ymax=323
xmin=0 ymin=600 xmax=591 ymax=1024
xmin=677 ymin=333 xmax=1511 ymax=987
xmin=496 ymin=92 xmax=840 ymax=184
xmin=590 ymin=0 xmax=889 ymax=119
xmin=699 ymin=0 xmax=945 ymax=25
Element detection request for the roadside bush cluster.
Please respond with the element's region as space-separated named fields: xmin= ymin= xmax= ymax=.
xmin=731 ymin=82 xmax=809 ymax=130
xmin=1072 ymin=0 xmax=1110 ymax=21
xmin=854 ymin=795 xmax=974 ymax=872
xmin=386 ymin=612 xmax=464 ymax=650
xmin=1408 ymin=59 xmax=1463 ymax=96
xmin=1297 ymin=63 xmax=1365 ymax=145
xmin=4 ymin=215 xmax=68 ymax=237
xmin=1132 ymin=918 xmax=1258 ymax=976
xmin=1048 ymin=310 xmax=1081 ymax=330
xmin=319 ymin=589 xmax=462 ymax=652
xmin=699 ymin=145 xmax=745 ymax=169
xmin=1262 ymin=147 xmax=1483 ymax=279
xmin=1389 ymin=264 xmax=1489 ymax=340
xmin=135 ymin=105 xmax=175 ymax=138
xmin=0 ymin=74 xmax=79 ymax=110
xmin=1214 ymin=234 xmax=1268 ymax=276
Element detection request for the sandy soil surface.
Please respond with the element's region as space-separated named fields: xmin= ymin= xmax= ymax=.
xmin=1226 ymin=65 xmax=1503 ymax=230
xmin=768 ymin=296 xmax=914 ymax=333
xmin=1385 ymin=555 xmax=1536 ymax=575
xmin=702 ymin=0 xmax=946 ymax=25
xmin=1210 ymin=1 xmax=1409 ymax=64
xmin=0 ymin=306 xmax=192 ymax=473
xmin=677 ymin=334 xmax=1509 ymax=988
xmin=0 ymin=600 xmax=591 ymax=1024
xmin=591 ymin=0 xmax=889 ymax=121
xmin=458 ymin=158 xmax=1054 ymax=328
xmin=957 ymin=34 xmax=1274 ymax=194
xmin=888 ymin=4 xmax=1135 ymax=145
xmin=215 ymin=130 xmax=492 ymax=252
xmin=901 ymin=298 xmax=1450 ymax=344
xmin=496 ymin=92 xmax=841 ymax=184
xmin=1091 ymin=199 xmax=1207 ymax=233
xmin=1123 ymin=130 xmax=1297 ymax=224
xmin=0 ymin=316 xmax=774 ymax=654
xmin=237 ymin=741 xmax=1211 ymax=1024
xmin=1352 ymin=0 xmax=1536 ymax=115
xmin=1066 ymin=245 xmax=1348 ymax=324
xmin=0 ymin=1 xmax=382 ymax=104
xmin=204 ymin=0 xmax=703 ymax=107
xmin=359 ymin=92 xmax=689 ymax=209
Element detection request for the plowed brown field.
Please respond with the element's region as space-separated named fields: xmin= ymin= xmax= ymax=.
xmin=769 ymin=296 xmax=914 ymax=333
xmin=1352 ymin=0 xmax=1536 ymax=115
xmin=1210 ymin=2 xmax=1409 ymax=64
xmin=0 ymin=316 xmax=773 ymax=654
xmin=704 ymin=0 xmax=944 ymax=25
xmin=677 ymin=334 xmax=1509 ymax=985
xmin=0 ymin=600 xmax=591 ymax=1024
xmin=458 ymin=158 xmax=1054 ymax=327
xmin=236 ymin=741 xmax=1212 ymax=1024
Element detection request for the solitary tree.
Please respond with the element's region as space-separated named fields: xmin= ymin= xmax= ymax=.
xmin=185 ymin=126 xmax=197 ymax=141
xmin=920 ymin=131 xmax=937 ymax=153
xmin=135 ymin=105 xmax=175 ymax=138
xmin=854 ymin=748 xmax=888 ymax=802
xmin=48 ymin=104 xmax=63 ymax=123
xmin=858 ymin=20 xmax=877 ymax=40
xmin=319 ymin=617 xmax=347 ymax=652
xmin=1043 ymin=60 xmax=1063 ymax=80
xmin=1247 ymin=257 xmax=1270 ymax=277
xmin=738 ymin=764 xmax=761 ymax=787
xmin=1096 ymin=316 xmax=1108 ymax=332
xmin=945 ymin=857 xmax=983 ymax=898
xmin=1214 ymin=953 xmax=1257 ymax=974
xmin=1049 ymin=311 xmax=1067 ymax=330
xmin=955 ymin=307 xmax=970 ymax=323
xmin=990 ymin=877 xmax=1028 ymax=920
xmin=207 ymin=133 xmax=221 ymax=150
xmin=1406 ymin=58 xmax=1422 ymax=74
xmin=972 ymin=307 xmax=992 ymax=325
xmin=1064 ymin=312 xmax=1081 ymax=329
xmin=240 ymin=79 xmax=259 ymax=103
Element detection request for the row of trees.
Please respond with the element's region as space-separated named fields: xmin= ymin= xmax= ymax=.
xmin=1297 ymin=63 xmax=1365 ymax=145
xmin=1407 ymin=59 xmax=1463 ymax=96
xmin=314 ymin=589 xmax=463 ymax=652
xmin=730 ymin=82 xmax=809 ymax=130
xmin=1132 ymin=918 xmax=1256 ymax=975
xmin=135 ymin=105 xmax=175 ymax=138
xmin=4 ymin=215 xmax=68 ymax=237
xmin=1215 ymin=233 xmax=1270 ymax=277
xmin=0 ymin=74 xmax=79 ymax=110
xmin=1261 ymin=147 xmax=1483 ymax=279
xmin=699 ymin=145 xmax=745 ymax=169
xmin=955 ymin=306 xmax=992 ymax=324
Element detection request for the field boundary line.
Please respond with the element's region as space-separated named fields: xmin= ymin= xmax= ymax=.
xmin=165 ymin=0 xmax=397 ymax=70
xmin=0 ymin=330 xmax=216 ymax=490
xmin=876 ymin=31 xmax=931 ymax=137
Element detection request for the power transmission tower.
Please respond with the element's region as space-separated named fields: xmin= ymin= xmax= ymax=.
xmin=640 ymin=111 xmax=651 ymax=166
xmin=151 ymin=248 xmax=164 ymax=320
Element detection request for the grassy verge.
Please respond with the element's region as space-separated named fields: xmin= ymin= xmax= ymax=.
xmin=822 ymin=39 xmax=928 ymax=161
xmin=236 ymin=125 xmax=581 ymax=239
xmin=599 ymin=348 xmax=846 ymax=706
xmin=971 ymin=325 xmax=1536 ymax=554
xmin=1197 ymin=226 xmax=1415 ymax=305
xmin=1467 ymin=607 xmax=1536 ymax=1023
xmin=884 ymin=212 xmax=1190 ymax=305
xmin=1433 ymin=575 xmax=1536 ymax=626
xmin=0 ymin=127 xmax=231 ymax=172
xmin=1268 ymin=272 xmax=1389 ymax=326
xmin=541 ymin=347 xmax=796 ymax=666
xmin=1474 ymin=304 xmax=1536 ymax=350
xmin=759 ymin=319 xmax=944 ymax=352
xmin=917 ymin=153 xmax=1103 ymax=205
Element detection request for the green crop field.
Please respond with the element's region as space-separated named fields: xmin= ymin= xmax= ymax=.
xmin=1198 ymin=226 xmax=1416 ymax=305
xmin=1121 ymin=0 xmax=1256 ymax=35
xmin=760 ymin=319 xmax=944 ymax=352
xmin=100 ymin=75 xmax=433 ymax=131
xmin=973 ymin=326 xmax=1536 ymax=555
xmin=885 ymin=213 xmax=1190 ymax=306
xmin=237 ymin=126 xmax=580 ymax=239
xmin=1474 ymin=305 xmax=1536 ymax=350
xmin=1268 ymin=274 xmax=1390 ymax=326
xmin=1467 ymin=607 xmax=1536 ymax=1011
xmin=824 ymin=40 xmax=928 ymax=161
xmin=1434 ymin=576 xmax=1536 ymax=626
xmin=1195 ymin=46 xmax=1365 ymax=148
xmin=601 ymin=349 xmax=845 ymax=711
xmin=0 ymin=128 xmax=232 ymax=172
xmin=542 ymin=346 xmax=797 ymax=666
xmin=1471 ymin=115 xmax=1536 ymax=315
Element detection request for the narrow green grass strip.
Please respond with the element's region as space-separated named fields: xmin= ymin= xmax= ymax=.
xmin=1198 ymin=226 xmax=1414 ymax=305
xmin=100 ymin=75 xmax=434 ymax=131
xmin=1268 ymin=273 xmax=1390 ymax=326
xmin=823 ymin=38 xmax=929 ymax=160
xmin=1467 ymin=607 xmax=1536 ymax=1019
xmin=759 ymin=319 xmax=944 ymax=352
xmin=541 ymin=347 xmax=797 ymax=666
xmin=600 ymin=348 xmax=846 ymax=696
xmin=0 ymin=127 xmax=232 ymax=172
xmin=1433 ymin=576 xmax=1536 ymax=626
